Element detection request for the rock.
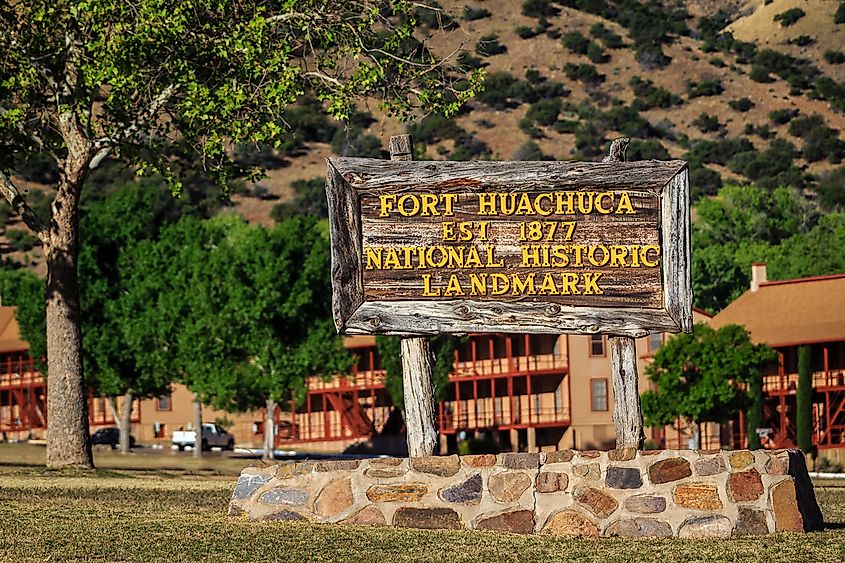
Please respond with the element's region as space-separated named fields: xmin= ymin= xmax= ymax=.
xmin=678 ymin=515 xmax=732 ymax=538
xmin=501 ymin=453 xmax=540 ymax=469
xmin=608 ymin=447 xmax=637 ymax=461
xmin=232 ymin=473 xmax=270 ymax=500
xmin=315 ymin=460 xmax=360 ymax=472
xmin=476 ymin=510 xmax=535 ymax=534
xmin=545 ymin=450 xmax=574 ymax=464
xmin=410 ymin=455 xmax=460 ymax=477
xmin=578 ymin=450 xmax=601 ymax=459
xmin=276 ymin=462 xmax=315 ymax=479
xmin=364 ymin=467 xmax=406 ymax=478
xmin=439 ymin=474 xmax=482 ymax=505
xmin=673 ymin=483 xmax=723 ymax=510
xmin=573 ymin=463 xmax=600 ymax=480
xmin=771 ymin=479 xmax=804 ymax=532
xmin=393 ymin=507 xmax=462 ymax=530
xmin=624 ymin=495 xmax=666 ymax=514
xmin=605 ymin=467 xmax=642 ymax=489
xmin=258 ymin=488 xmax=309 ymax=506
xmin=462 ymin=454 xmax=498 ymax=467
xmin=536 ymin=472 xmax=568 ymax=493
xmin=734 ymin=507 xmax=769 ymax=536
xmin=727 ymin=469 xmax=763 ymax=502
xmin=342 ymin=505 xmax=386 ymax=526
xmin=729 ymin=451 xmax=755 ymax=471
xmin=765 ymin=455 xmax=789 ymax=476
xmin=694 ymin=455 xmax=726 ymax=477
xmin=542 ymin=510 xmax=599 ymax=537
xmin=605 ymin=518 xmax=673 ymax=538
xmin=315 ymin=478 xmax=353 ymax=518
xmin=648 ymin=458 xmax=692 ymax=484
xmin=257 ymin=510 xmax=305 ymax=521
xmin=369 ymin=458 xmax=403 ymax=466
xmin=640 ymin=449 xmax=662 ymax=456
xmin=574 ymin=485 xmax=619 ymax=518
xmin=366 ymin=484 xmax=428 ymax=503
xmin=489 ymin=472 xmax=532 ymax=503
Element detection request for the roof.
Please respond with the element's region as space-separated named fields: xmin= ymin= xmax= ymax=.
xmin=0 ymin=306 xmax=28 ymax=354
xmin=711 ymin=273 xmax=845 ymax=346
xmin=344 ymin=335 xmax=377 ymax=349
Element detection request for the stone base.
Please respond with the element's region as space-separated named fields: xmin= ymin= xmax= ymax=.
xmin=228 ymin=449 xmax=823 ymax=537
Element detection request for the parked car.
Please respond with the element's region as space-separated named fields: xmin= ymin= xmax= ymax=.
xmin=172 ymin=423 xmax=235 ymax=451
xmin=91 ymin=427 xmax=136 ymax=449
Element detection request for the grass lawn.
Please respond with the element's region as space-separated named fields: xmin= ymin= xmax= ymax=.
xmin=0 ymin=445 xmax=843 ymax=562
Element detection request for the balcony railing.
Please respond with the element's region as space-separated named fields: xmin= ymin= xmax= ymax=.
xmin=763 ymin=369 xmax=845 ymax=393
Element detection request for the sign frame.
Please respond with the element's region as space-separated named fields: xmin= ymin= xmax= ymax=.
xmin=326 ymin=157 xmax=691 ymax=338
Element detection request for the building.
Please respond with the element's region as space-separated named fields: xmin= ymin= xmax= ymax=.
xmin=711 ymin=264 xmax=845 ymax=463
xmin=0 ymin=303 xmax=733 ymax=454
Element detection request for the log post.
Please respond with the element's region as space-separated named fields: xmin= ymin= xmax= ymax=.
xmin=603 ymin=138 xmax=646 ymax=449
xmin=389 ymin=135 xmax=438 ymax=457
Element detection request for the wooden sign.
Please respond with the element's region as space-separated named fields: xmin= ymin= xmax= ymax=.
xmin=326 ymin=158 xmax=691 ymax=337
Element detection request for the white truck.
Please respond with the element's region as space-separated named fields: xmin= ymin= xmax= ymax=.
xmin=172 ymin=423 xmax=235 ymax=451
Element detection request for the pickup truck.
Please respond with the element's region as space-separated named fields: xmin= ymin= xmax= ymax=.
xmin=172 ymin=423 xmax=235 ymax=451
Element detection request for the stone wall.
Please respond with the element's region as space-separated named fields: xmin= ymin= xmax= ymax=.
xmin=228 ymin=449 xmax=823 ymax=537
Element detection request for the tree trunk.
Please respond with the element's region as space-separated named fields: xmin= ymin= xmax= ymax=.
xmin=44 ymin=142 xmax=92 ymax=468
xmin=264 ymin=398 xmax=276 ymax=461
xmin=609 ymin=336 xmax=645 ymax=449
xmin=401 ymin=337 xmax=438 ymax=457
xmin=193 ymin=393 xmax=203 ymax=458
xmin=119 ymin=392 xmax=133 ymax=454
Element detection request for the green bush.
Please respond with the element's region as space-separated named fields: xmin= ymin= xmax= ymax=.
xmin=270 ymin=177 xmax=328 ymax=222
xmin=774 ymin=8 xmax=805 ymax=27
xmin=709 ymin=57 xmax=725 ymax=68
xmin=587 ymin=42 xmax=609 ymax=63
xmin=512 ymin=141 xmax=553 ymax=161
xmin=769 ymin=108 xmax=799 ymax=125
xmin=837 ymin=2 xmax=845 ymax=24
xmin=726 ymin=138 xmax=805 ymax=189
xmin=686 ymin=138 xmax=755 ymax=165
xmin=728 ymin=97 xmax=754 ymax=112
xmin=564 ymin=63 xmax=603 ymax=84
xmin=525 ymin=98 xmax=563 ymax=126
xmin=515 ymin=25 xmax=540 ymax=39
xmin=406 ymin=114 xmax=464 ymax=145
xmin=689 ymin=163 xmax=723 ymax=200
xmin=561 ymin=31 xmax=590 ymax=54
xmin=790 ymin=35 xmax=814 ymax=46
xmin=463 ymin=5 xmax=491 ymax=21
xmin=817 ymin=167 xmax=845 ymax=210
xmin=14 ymin=152 xmax=60 ymax=185
xmin=686 ymin=79 xmax=724 ymax=98
xmin=573 ymin=122 xmax=606 ymax=159
xmin=330 ymin=128 xmax=384 ymax=158
xmin=629 ymin=77 xmax=682 ymax=110
xmin=692 ymin=112 xmax=721 ymax=133
xmin=825 ymin=50 xmax=845 ymax=64
xmin=589 ymin=23 xmax=623 ymax=49
xmin=522 ymin=0 xmax=560 ymax=18
xmin=6 ymin=230 xmax=38 ymax=252
xmin=627 ymin=139 xmax=670 ymax=160
xmin=475 ymin=34 xmax=507 ymax=57
xmin=456 ymin=51 xmax=487 ymax=71
xmin=817 ymin=456 xmax=844 ymax=473
xmin=635 ymin=45 xmax=671 ymax=69
xmin=788 ymin=114 xmax=845 ymax=163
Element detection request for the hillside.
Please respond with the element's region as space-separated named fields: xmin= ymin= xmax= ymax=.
xmin=4 ymin=0 xmax=845 ymax=271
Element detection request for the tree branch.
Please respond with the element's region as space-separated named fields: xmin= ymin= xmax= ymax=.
xmin=91 ymin=84 xmax=178 ymax=169
xmin=0 ymin=170 xmax=50 ymax=242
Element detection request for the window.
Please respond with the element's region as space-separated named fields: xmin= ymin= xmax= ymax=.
xmin=155 ymin=394 xmax=172 ymax=411
xmin=591 ymin=378 xmax=608 ymax=411
xmin=589 ymin=334 xmax=606 ymax=357
xmin=648 ymin=333 xmax=663 ymax=353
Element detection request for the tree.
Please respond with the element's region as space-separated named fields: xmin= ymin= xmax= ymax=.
xmin=0 ymin=1 xmax=479 ymax=468
xmin=642 ymin=324 xmax=776 ymax=449
xmin=376 ymin=335 xmax=458 ymax=414
xmin=119 ymin=214 xmax=350 ymax=460
xmin=796 ymin=345 xmax=812 ymax=452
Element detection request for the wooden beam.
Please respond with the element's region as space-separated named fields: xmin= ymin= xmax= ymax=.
xmin=604 ymin=138 xmax=646 ymax=450
xmin=391 ymin=134 xmax=438 ymax=457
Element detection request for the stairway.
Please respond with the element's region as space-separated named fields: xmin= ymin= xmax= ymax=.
xmin=325 ymin=392 xmax=373 ymax=437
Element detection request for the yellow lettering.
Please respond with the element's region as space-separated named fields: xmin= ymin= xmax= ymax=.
xmin=422 ymin=274 xmax=441 ymax=296
xmin=538 ymin=273 xmax=559 ymax=295
xmin=583 ymin=272 xmax=604 ymax=295
xmin=641 ymin=245 xmax=660 ymax=267
xmin=560 ymin=273 xmax=580 ymax=295
xmin=535 ymin=193 xmax=553 ymax=216
xmin=398 ymin=194 xmax=420 ymax=217
xmin=491 ymin=273 xmax=510 ymax=295
xmin=365 ymin=247 xmax=381 ymax=270
xmin=443 ymin=194 xmax=458 ymax=216
xmin=595 ymin=192 xmax=614 ymax=214
xmin=617 ymin=192 xmax=635 ymax=215
xmin=512 ymin=273 xmax=536 ymax=295
xmin=443 ymin=274 xmax=465 ymax=296
xmin=469 ymin=273 xmax=487 ymax=296
xmin=379 ymin=195 xmax=397 ymax=217
xmin=588 ymin=245 xmax=610 ymax=267
xmin=478 ymin=193 xmax=497 ymax=215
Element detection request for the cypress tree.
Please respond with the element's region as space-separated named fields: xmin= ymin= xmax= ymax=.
xmin=796 ymin=345 xmax=813 ymax=452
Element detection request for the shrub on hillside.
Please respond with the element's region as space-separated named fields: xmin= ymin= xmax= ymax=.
xmin=769 ymin=108 xmax=799 ymax=125
xmin=475 ymin=34 xmax=507 ymax=57
xmin=561 ymin=31 xmax=590 ymax=54
xmin=817 ymin=167 xmax=845 ymax=210
xmin=564 ymin=63 xmax=604 ymax=85
xmin=692 ymin=113 xmax=722 ymax=133
xmin=515 ymin=25 xmax=540 ymax=39
xmin=525 ymin=98 xmax=563 ymax=126
xmin=512 ymin=141 xmax=553 ymax=161
xmin=589 ymin=23 xmax=623 ymax=49
xmin=630 ymin=77 xmax=682 ymax=110
xmin=689 ymin=163 xmax=723 ymax=200
xmin=825 ymin=50 xmax=845 ymax=65
xmin=522 ymin=0 xmax=560 ymax=18
xmin=686 ymin=79 xmax=724 ymax=98
xmin=728 ymin=97 xmax=754 ymax=112
xmin=789 ymin=35 xmax=814 ymax=46
xmin=686 ymin=138 xmax=755 ymax=165
xmin=463 ymin=5 xmax=491 ymax=21
xmin=773 ymin=8 xmax=805 ymax=28
xmin=456 ymin=51 xmax=487 ymax=71
xmin=587 ymin=42 xmax=610 ymax=64
xmin=270 ymin=177 xmax=327 ymax=221
xmin=837 ymin=2 xmax=845 ymax=25
xmin=330 ymin=128 xmax=384 ymax=158
xmin=627 ymin=139 xmax=670 ymax=160
xmin=572 ymin=122 xmax=606 ymax=159
xmin=727 ymin=138 xmax=805 ymax=189
xmin=406 ymin=114 xmax=464 ymax=145
xmin=788 ymin=114 xmax=845 ymax=163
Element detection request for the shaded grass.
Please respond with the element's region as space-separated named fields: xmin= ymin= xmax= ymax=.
xmin=0 ymin=467 xmax=844 ymax=562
